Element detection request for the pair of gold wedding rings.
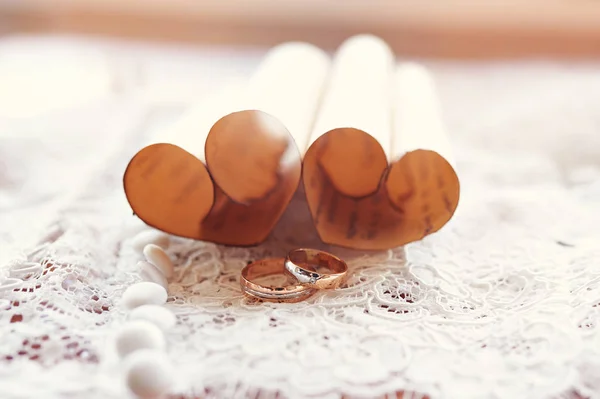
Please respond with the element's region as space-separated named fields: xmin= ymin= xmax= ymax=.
xmin=240 ymin=248 xmax=348 ymax=303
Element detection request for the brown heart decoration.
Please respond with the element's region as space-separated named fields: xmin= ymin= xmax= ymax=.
xmin=303 ymin=127 xmax=460 ymax=250
xmin=124 ymin=110 xmax=302 ymax=246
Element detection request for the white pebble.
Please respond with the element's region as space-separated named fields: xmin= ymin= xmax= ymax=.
xmin=122 ymin=282 xmax=167 ymax=310
xmin=131 ymin=230 xmax=170 ymax=252
xmin=124 ymin=349 xmax=174 ymax=398
xmin=115 ymin=320 xmax=166 ymax=358
xmin=138 ymin=261 xmax=168 ymax=290
xmin=143 ymin=244 xmax=174 ymax=279
xmin=129 ymin=305 xmax=176 ymax=332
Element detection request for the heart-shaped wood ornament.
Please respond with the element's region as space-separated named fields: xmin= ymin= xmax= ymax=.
xmin=303 ymin=127 xmax=460 ymax=250
xmin=124 ymin=110 xmax=302 ymax=246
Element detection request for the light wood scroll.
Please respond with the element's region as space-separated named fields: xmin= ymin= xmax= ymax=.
xmin=123 ymin=43 xmax=331 ymax=246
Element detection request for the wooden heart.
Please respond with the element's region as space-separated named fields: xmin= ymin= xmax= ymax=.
xmin=124 ymin=110 xmax=302 ymax=246
xmin=303 ymin=127 xmax=460 ymax=250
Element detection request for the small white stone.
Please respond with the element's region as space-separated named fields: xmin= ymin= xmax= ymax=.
xmin=122 ymin=282 xmax=167 ymax=310
xmin=129 ymin=305 xmax=176 ymax=332
xmin=131 ymin=230 xmax=170 ymax=252
xmin=138 ymin=261 xmax=168 ymax=290
xmin=124 ymin=349 xmax=174 ymax=398
xmin=115 ymin=320 xmax=166 ymax=358
xmin=143 ymin=244 xmax=174 ymax=279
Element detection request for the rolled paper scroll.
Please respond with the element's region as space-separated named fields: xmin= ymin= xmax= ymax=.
xmin=306 ymin=34 xmax=394 ymax=198
xmin=123 ymin=85 xmax=239 ymax=242
xmin=303 ymin=35 xmax=459 ymax=250
xmin=205 ymin=42 xmax=330 ymax=203
xmin=386 ymin=63 xmax=460 ymax=244
xmin=124 ymin=43 xmax=331 ymax=246
xmin=244 ymin=43 xmax=331 ymax=155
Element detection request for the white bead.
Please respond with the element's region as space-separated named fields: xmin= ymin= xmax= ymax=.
xmin=129 ymin=305 xmax=176 ymax=332
xmin=131 ymin=230 xmax=170 ymax=252
xmin=143 ymin=244 xmax=174 ymax=279
xmin=115 ymin=320 xmax=165 ymax=358
xmin=122 ymin=282 xmax=167 ymax=310
xmin=138 ymin=261 xmax=168 ymax=290
xmin=124 ymin=349 xmax=174 ymax=398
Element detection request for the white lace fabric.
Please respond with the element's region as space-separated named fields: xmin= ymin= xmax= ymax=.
xmin=1 ymin=37 xmax=600 ymax=399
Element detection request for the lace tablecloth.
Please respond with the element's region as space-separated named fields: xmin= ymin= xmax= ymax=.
xmin=2 ymin=36 xmax=600 ymax=399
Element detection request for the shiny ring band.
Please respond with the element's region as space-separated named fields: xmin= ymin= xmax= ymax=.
xmin=240 ymin=258 xmax=317 ymax=303
xmin=284 ymin=248 xmax=348 ymax=290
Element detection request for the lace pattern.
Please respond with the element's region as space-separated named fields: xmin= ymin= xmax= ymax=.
xmin=1 ymin=37 xmax=600 ymax=399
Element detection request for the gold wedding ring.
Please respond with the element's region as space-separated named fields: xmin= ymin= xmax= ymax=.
xmin=240 ymin=258 xmax=317 ymax=303
xmin=285 ymin=248 xmax=348 ymax=290
xmin=240 ymin=249 xmax=349 ymax=303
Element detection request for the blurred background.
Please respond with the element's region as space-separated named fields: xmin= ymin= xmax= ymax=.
xmin=0 ymin=0 xmax=599 ymax=119
xmin=2 ymin=0 xmax=600 ymax=57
